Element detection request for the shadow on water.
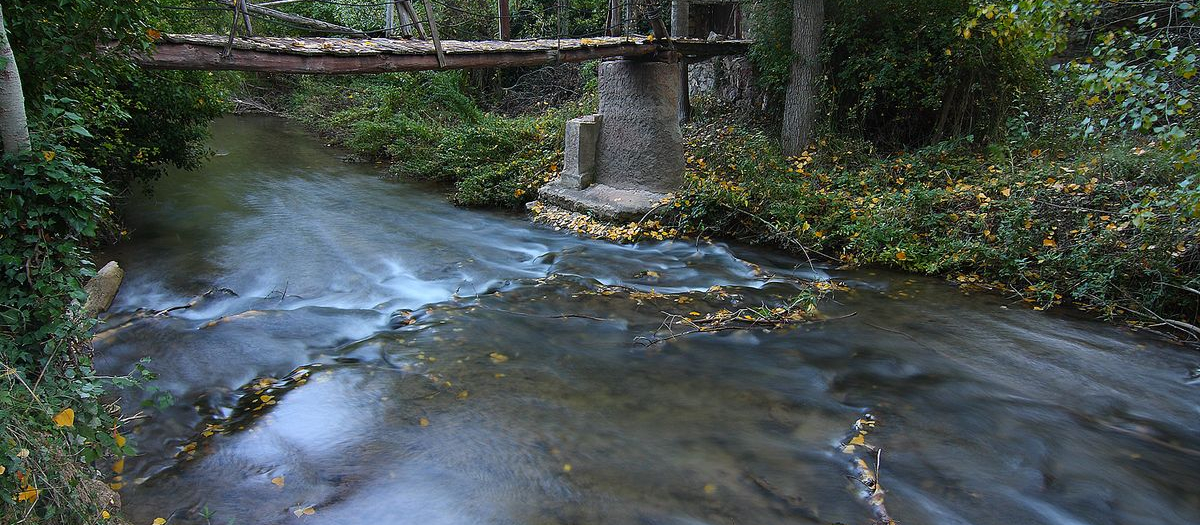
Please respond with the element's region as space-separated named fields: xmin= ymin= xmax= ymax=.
xmin=94 ymin=116 xmax=1200 ymax=525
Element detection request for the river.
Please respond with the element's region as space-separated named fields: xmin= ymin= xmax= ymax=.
xmin=94 ymin=116 xmax=1200 ymax=525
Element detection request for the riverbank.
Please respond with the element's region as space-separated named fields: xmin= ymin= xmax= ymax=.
xmin=268 ymin=72 xmax=1200 ymax=346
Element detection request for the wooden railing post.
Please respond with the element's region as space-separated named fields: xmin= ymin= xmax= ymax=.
xmin=498 ymin=0 xmax=511 ymax=40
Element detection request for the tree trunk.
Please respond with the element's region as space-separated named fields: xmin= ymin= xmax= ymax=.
xmin=672 ymin=0 xmax=690 ymax=124
xmin=0 ymin=4 xmax=30 ymax=154
xmin=780 ymin=0 xmax=823 ymax=156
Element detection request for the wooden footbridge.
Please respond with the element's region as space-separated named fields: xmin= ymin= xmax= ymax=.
xmin=140 ymin=0 xmax=750 ymax=74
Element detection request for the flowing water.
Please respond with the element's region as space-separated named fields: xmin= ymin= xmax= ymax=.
xmin=95 ymin=116 xmax=1200 ymax=525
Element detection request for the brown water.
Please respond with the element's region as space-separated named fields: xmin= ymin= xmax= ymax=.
xmin=95 ymin=116 xmax=1200 ymax=525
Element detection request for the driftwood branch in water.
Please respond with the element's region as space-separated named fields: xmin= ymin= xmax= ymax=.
xmin=153 ymin=288 xmax=239 ymax=316
xmin=635 ymin=311 xmax=857 ymax=346
xmin=840 ymin=414 xmax=898 ymax=525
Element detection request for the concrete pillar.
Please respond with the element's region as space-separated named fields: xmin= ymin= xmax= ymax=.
xmin=594 ymin=59 xmax=684 ymax=193
xmin=538 ymin=59 xmax=685 ymax=221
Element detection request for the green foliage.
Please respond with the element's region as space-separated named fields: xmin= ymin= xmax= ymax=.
xmin=286 ymin=72 xmax=588 ymax=208
xmin=677 ymin=117 xmax=1199 ymax=326
xmin=747 ymin=0 xmax=1045 ymax=146
xmin=5 ymin=1 xmax=228 ymax=194
xmin=963 ymin=1 xmax=1199 ymax=204
xmin=0 ymin=104 xmax=154 ymax=523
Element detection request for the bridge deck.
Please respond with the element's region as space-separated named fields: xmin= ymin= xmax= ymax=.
xmin=140 ymin=34 xmax=751 ymax=74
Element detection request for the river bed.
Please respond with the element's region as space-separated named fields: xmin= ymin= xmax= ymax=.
xmin=95 ymin=116 xmax=1200 ymax=525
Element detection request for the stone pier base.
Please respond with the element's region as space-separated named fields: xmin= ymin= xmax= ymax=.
xmin=538 ymin=59 xmax=684 ymax=222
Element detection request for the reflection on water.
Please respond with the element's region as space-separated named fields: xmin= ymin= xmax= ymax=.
xmin=95 ymin=116 xmax=1200 ymax=525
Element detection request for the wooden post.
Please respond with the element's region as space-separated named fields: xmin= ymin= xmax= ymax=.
xmin=401 ymin=1 xmax=425 ymax=38
xmin=421 ymin=0 xmax=446 ymax=67
xmin=623 ymin=0 xmax=632 ymax=34
xmin=498 ymin=0 xmax=511 ymax=40
xmin=671 ymin=0 xmax=689 ymax=124
xmin=385 ymin=0 xmax=394 ymax=36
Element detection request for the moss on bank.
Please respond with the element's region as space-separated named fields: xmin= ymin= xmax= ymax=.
xmin=277 ymin=73 xmax=1199 ymax=341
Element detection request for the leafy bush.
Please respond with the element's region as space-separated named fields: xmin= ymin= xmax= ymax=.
xmin=0 ymin=106 xmax=153 ymax=523
xmin=677 ymin=117 xmax=1199 ymax=329
xmin=285 ymin=72 xmax=589 ymax=208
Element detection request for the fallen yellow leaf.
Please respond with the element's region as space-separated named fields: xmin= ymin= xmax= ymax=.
xmin=53 ymin=408 xmax=75 ymax=428
xmin=114 ymin=432 xmax=127 ymax=448
xmin=1043 ymin=238 xmax=1057 ymax=247
xmin=17 ymin=487 xmax=38 ymax=502
xmin=113 ymin=458 xmax=125 ymax=474
xmin=102 ymin=510 xmax=111 ymax=519
xmin=292 ymin=506 xmax=316 ymax=517
xmin=489 ymin=352 xmax=509 ymax=363
xmin=419 ymin=417 xmax=430 ymax=427
xmin=271 ymin=476 xmax=285 ymax=487
xmin=153 ymin=519 xmax=166 ymax=525
xmin=895 ymin=251 xmax=907 ymax=261
xmin=562 ymin=463 xmax=572 ymax=472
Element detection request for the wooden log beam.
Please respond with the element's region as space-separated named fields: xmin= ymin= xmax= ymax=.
xmin=132 ymin=35 xmax=751 ymax=74
xmin=139 ymin=42 xmax=663 ymax=74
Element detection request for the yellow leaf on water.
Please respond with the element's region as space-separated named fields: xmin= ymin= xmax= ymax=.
xmin=703 ymin=483 xmax=716 ymax=494
xmin=562 ymin=463 xmax=572 ymax=472
xmin=457 ymin=390 xmax=469 ymax=400
xmin=419 ymin=417 xmax=430 ymax=427
xmin=848 ymin=434 xmax=866 ymax=446
xmin=153 ymin=519 xmax=166 ymax=525
xmin=489 ymin=352 xmax=509 ymax=363
xmin=272 ymin=476 xmax=285 ymax=487
xmin=53 ymin=408 xmax=75 ymax=428
xmin=292 ymin=506 xmax=317 ymax=517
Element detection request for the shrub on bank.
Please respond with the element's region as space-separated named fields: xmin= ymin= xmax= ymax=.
xmin=0 ymin=118 xmax=152 ymax=522
xmin=284 ymin=73 xmax=590 ymax=208
xmin=677 ymin=117 xmax=1199 ymax=331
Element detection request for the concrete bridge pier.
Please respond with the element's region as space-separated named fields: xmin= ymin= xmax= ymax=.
xmin=539 ymin=59 xmax=684 ymax=221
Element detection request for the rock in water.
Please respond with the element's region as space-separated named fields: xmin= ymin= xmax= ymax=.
xmin=83 ymin=261 xmax=124 ymax=317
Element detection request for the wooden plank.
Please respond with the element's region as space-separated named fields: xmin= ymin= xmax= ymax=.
xmin=137 ymin=41 xmax=668 ymax=74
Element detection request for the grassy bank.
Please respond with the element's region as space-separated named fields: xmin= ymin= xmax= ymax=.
xmin=275 ymin=72 xmax=1199 ymax=341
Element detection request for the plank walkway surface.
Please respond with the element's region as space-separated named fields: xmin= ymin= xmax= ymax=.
xmin=139 ymin=34 xmax=752 ymax=73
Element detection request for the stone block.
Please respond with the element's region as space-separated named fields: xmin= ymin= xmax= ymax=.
xmin=562 ymin=114 xmax=601 ymax=190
